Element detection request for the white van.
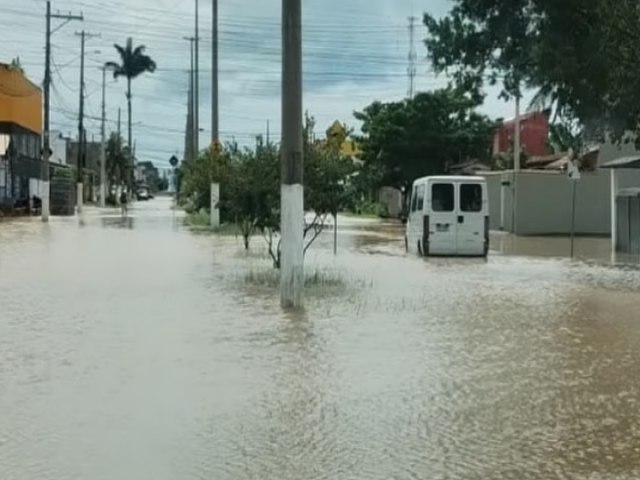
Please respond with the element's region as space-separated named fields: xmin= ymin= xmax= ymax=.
xmin=405 ymin=176 xmax=489 ymax=257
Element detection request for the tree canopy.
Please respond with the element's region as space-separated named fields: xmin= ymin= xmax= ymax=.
xmin=424 ymin=0 xmax=640 ymax=138
xmin=354 ymin=88 xmax=495 ymax=193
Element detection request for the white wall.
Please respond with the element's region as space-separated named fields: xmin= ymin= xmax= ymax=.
xmin=50 ymin=132 xmax=68 ymax=165
xmin=482 ymin=169 xmax=640 ymax=236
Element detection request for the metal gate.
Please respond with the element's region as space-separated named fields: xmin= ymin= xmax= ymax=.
xmin=50 ymin=167 xmax=75 ymax=216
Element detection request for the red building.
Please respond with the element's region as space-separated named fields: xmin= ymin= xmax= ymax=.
xmin=493 ymin=111 xmax=550 ymax=158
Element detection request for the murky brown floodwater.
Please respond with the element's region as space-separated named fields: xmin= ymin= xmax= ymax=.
xmin=1 ymin=197 xmax=640 ymax=479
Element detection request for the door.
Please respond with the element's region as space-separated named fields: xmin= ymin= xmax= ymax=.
xmin=406 ymin=183 xmax=425 ymax=254
xmin=428 ymin=182 xmax=456 ymax=255
xmin=457 ymin=182 xmax=485 ymax=256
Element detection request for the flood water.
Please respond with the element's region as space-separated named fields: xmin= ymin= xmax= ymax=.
xmin=1 ymin=197 xmax=640 ymax=479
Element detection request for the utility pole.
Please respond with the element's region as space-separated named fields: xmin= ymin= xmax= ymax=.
xmin=280 ymin=0 xmax=304 ymax=308
xmin=407 ymin=16 xmax=417 ymax=99
xmin=76 ymin=30 xmax=87 ymax=214
xmin=194 ymin=0 xmax=200 ymax=156
xmin=183 ymin=36 xmax=196 ymax=162
xmin=512 ymin=89 xmax=521 ymax=234
xmin=212 ymin=0 xmax=219 ymax=142
xmin=42 ymin=1 xmax=83 ymax=221
xmin=99 ymin=66 xmax=107 ymax=207
xmin=210 ymin=0 xmax=220 ymax=228
xmin=266 ymin=120 xmax=270 ymax=145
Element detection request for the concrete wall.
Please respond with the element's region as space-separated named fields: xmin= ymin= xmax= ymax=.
xmin=482 ymin=169 xmax=640 ymax=236
xmin=378 ymin=186 xmax=403 ymax=218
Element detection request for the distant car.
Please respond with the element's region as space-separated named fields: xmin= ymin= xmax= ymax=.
xmin=136 ymin=188 xmax=150 ymax=201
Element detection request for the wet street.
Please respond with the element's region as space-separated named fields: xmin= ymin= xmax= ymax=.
xmin=1 ymin=197 xmax=640 ymax=480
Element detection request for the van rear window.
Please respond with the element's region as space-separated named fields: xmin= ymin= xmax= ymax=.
xmin=432 ymin=183 xmax=454 ymax=212
xmin=461 ymin=184 xmax=482 ymax=212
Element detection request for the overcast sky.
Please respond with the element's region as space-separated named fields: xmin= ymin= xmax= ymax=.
xmin=2 ymin=0 xmax=524 ymax=169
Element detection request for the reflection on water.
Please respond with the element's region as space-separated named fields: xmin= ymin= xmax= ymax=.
xmin=1 ymin=199 xmax=639 ymax=479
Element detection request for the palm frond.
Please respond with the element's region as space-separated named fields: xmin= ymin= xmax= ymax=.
xmin=114 ymin=43 xmax=126 ymax=61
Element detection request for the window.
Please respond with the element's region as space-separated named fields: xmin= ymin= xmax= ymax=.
xmin=431 ymin=183 xmax=454 ymax=212
xmin=461 ymin=184 xmax=483 ymax=212
xmin=416 ymin=184 xmax=425 ymax=211
xmin=410 ymin=186 xmax=418 ymax=212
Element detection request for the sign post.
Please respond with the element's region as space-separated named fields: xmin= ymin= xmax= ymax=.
xmin=169 ymin=155 xmax=179 ymax=218
xmin=567 ymin=161 xmax=581 ymax=259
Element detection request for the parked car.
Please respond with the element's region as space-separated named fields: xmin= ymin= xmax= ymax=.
xmin=136 ymin=188 xmax=150 ymax=201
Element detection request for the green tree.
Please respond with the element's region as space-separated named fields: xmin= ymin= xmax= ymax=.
xmin=105 ymin=132 xmax=128 ymax=197
xmin=355 ymin=89 xmax=495 ymax=197
xmin=105 ymin=38 xmax=157 ymax=189
xmin=424 ymin=0 xmax=640 ymax=140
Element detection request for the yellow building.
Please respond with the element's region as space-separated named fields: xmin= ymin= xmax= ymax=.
xmin=325 ymin=120 xmax=362 ymax=159
xmin=0 ymin=63 xmax=42 ymax=134
xmin=0 ymin=63 xmax=43 ymax=205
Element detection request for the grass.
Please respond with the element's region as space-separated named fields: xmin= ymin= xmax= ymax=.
xmin=183 ymin=211 xmax=238 ymax=235
xmin=241 ymin=268 xmax=348 ymax=294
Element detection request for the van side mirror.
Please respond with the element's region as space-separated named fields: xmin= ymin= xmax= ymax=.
xmin=400 ymin=216 xmax=408 ymax=225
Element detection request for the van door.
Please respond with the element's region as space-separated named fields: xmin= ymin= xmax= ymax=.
xmin=428 ymin=182 xmax=456 ymax=255
xmin=457 ymin=182 xmax=485 ymax=256
xmin=406 ymin=183 xmax=425 ymax=254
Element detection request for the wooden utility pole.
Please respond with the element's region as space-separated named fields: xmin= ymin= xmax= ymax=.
xmin=42 ymin=1 xmax=83 ymax=221
xmin=280 ymin=0 xmax=304 ymax=308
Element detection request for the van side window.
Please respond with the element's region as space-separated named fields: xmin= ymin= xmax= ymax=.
xmin=461 ymin=184 xmax=482 ymax=212
xmin=416 ymin=184 xmax=425 ymax=211
xmin=432 ymin=183 xmax=454 ymax=212
xmin=410 ymin=187 xmax=418 ymax=212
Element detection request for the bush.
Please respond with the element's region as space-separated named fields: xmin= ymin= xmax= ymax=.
xmin=352 ymin=200 xmax=388 ymax=218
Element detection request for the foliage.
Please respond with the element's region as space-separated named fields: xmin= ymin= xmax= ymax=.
xmin=137 ymin=161 xmax=166 ymax=192
xmin=179 ymin=116 xmax=358 ymax=267
xmin=105 ymin=132 xmax=128 ymax=188
xmin=354 ymin=88 xmax=496 ymax=194
xmin=424 ymin=0 xmax=640 ymax=140
xmin=106 ymin=37 xmax=156 ymax=189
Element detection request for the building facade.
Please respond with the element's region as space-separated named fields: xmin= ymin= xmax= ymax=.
xmin=493 ymin=111 xmax=551 ymax=158
xmin=0 ymin=63 xmax=43 ymax=208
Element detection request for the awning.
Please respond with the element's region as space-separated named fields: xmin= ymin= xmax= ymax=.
xmin=601 ymin=156 xmax=640 ymax=169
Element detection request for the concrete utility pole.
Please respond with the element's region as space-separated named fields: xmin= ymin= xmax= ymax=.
xmin=211 ymin=0 xmax=219 ymax=142
xmin=210 ymin=0 xmax=220 ymax=228
xmin=183 ymin=36 xmax=196 ymax=162
xmin=407 ymin=16 xmax=417 ymax=99
xmin=99 ymin=66 xmax=107 ymax=207
xmin=76 ymin=30 xmax=87 ymax=214
xmin=194 ymin=0 xmax=200 ymax=156
xmin=43 ymin=1 xmax=83 ymax=221
xmin=512 ymin=91 xmax=521 ymax=234
xmin=280 ymin=0 xmax=304 ymax=308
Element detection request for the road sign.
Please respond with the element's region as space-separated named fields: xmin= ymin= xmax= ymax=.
xmin=169 ymin=155 xmax=179 ymax=167
xmin=567 ymin=162 xmax=581 ymax=181
xmin=211 ymin=140 xmax=222 ymax=155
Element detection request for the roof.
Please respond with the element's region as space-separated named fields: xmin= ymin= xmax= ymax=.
xmin=413 ymin=175 xmax=486 ymax=185
xmin=600 ymin=156 xmax=640 ymax=169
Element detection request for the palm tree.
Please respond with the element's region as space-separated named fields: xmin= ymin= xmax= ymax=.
xmin=105 ymin=38 xmax=156 ymax=191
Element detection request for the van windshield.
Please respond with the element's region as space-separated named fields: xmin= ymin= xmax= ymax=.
xmin=432 ymin=183 xmax=454 ymax=212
